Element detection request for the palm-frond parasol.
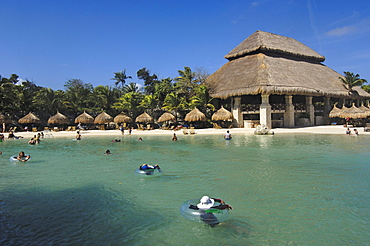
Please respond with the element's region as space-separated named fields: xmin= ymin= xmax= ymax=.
xmin=0 ymin=112 xmax=11 ymax=124
xmin=113 ymin=112 xmax=133 ymax=123
xmin=339 ymin=103 xmax=367 ymax=119
xmin=94 ymin=112 xmax=113 ymax=124
xmin=328 ymin=103 xmax=343 ymax=118
xmin=18 ymin=112 xmax=42 ymax=124
xmin=158 ymin=112 xmax=176 ymax=123
xmin=211 ymin=106 xmax=233 ymax=121
xmin=48 ymin=111 xmax=69 ymax=124
xmin=185 ymin=107 xmax=207 ymax=122
xmin=74 ymin=111 xmax=94 ymax=124
xmin=135 ymin=112 xmax=154 ymax=123
xmin=358 ymin=103 xmax=370 ymax=118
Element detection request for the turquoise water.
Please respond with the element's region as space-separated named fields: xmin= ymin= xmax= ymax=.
xmin=1 ymin=133 xmax=369 ymax=245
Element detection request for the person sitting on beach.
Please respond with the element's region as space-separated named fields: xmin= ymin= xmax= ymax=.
xmin=17 ymin=151 xmax=31 ymax=162
xmin=139 ymin=163 xmax=160 ymax=170
xmin=76 ymin=131 xmax=82 ymax=140
xmin=224 ymin=130 xmax=232 ymax=140
xmin=354 ymin=129 xmax=359 ymax=135
xmin=172 ymin=133 xmax=178 ymax=141
xmin=105 ymin=149 xmax=111 ymax=154
xmin=346 ymin=128 xmax=351 ymax=135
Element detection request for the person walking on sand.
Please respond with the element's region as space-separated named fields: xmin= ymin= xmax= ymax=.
xmin=120 ymin=125 xmax=124 ymax=135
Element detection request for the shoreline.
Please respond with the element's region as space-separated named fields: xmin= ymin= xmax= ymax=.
xmin=4 ymin=125 xmax=368 ymax=139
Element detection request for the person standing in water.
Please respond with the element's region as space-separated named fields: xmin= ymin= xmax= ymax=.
xmin=224 ymin=130 xmax=232 ymax=140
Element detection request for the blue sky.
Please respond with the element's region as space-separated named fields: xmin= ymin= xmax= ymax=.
xmin=1 ymin=0 xmax=370 ymax=90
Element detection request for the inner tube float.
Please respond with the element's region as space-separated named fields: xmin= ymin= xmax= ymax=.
xmin=10 ymin=155 xmax=31 ymax=162
xmin=134 ymin=168 xmax=162 ymax=176
xmin=180 ymin=199 xmax=229 ymax=225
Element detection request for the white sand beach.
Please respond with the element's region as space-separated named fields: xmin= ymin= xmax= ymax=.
xmin=5 ymin=125 xmax=369 ymax=139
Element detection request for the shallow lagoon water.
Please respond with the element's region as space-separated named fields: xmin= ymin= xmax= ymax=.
xmin=0 ymin=133 xmax=369 ymax=245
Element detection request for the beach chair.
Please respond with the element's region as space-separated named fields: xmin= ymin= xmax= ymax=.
xmin=71 ymin=126 xmax=76 ymax=131
xmin=32 ymin=127 xmax=37 ymax=132
xmin=364 ymin=123 xmax=370 ymax=132
xmin=182 ymin=128 xmax=189 ymax=135
xmin=53 ymin=127 xmax=59 ymax=132
xmin=189 ymin=127 xmax=195 ymax=134
xmin=44 ymin=127 xmax=50 ymax=132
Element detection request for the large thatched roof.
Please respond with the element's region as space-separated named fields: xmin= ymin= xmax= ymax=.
xmin=94 ymin=112 xmax=113 ymax=124
xmin=158 ymin=112 xmax=176 ymax=123
xmin=185 ymin=108 xmax=206 ymax=122
xmin=211 ymin=106 xmax=233 ymax=121
xmin=74 ymin=111 xmax=94 ymax=124
xmin=225 ymin=30 xmax=325 ymax=62
xmin=0 ymin=113 xmax=11 ymax=124
xmin=114 ymin=112 xmax=132 ymax=123
xmin=135 ymin=112 xmax=154 ymax=123
xmin=359 ymin=103 xmax=370 ymax=117
xmin=48 ymin=111 xmax=69 ymax=124
xmin=206 ymin=30 xmax=370 ymax=99
xmin=18 ymin=112 xmax=42 ymax=124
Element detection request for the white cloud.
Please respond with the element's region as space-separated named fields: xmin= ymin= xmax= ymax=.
xmin=325 ymin=26 xmax=355 ymax=37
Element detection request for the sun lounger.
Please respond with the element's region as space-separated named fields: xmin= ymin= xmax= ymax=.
xmin=189 ymin=127 xmax=195 ymax=134
xmin=364 ymin=123 xmax=370 ymax=132
xmin=182 ymin=128 xmax=189 ymax=134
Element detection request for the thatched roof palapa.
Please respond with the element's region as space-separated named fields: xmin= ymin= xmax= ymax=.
xmin=74 ymin=111 xmax=94 ymax=124
xmin=339 ymin=103 xmax=368 ymax=119
xmin=185 ymin=108 xmax=207 ymax=122
xmin=359 ymin=103 xmax=370 ymax=117
xmin=328 ymin=104 xmax=343 ymax=118
xmin=206 ymin=30 xmax=370 ymax=99
xmin=211 ymin=106 xmax=233 ymax=121
xmin=135 ymin=112 xmax=154 ymax=123
xmin=94 ymin=112 xmax=113 ymax=124
xmin=18 ymin=112 xmax=42 ymax=124
xmin=0 ymin=112 xmax=11 ymax=124
xmin=48 ymin=111 xmax=69 ymax=124
xmin=158 ymin=112 xmax=176 ymax=123
xmin=114 ymin=112 xmax=133 ymax=123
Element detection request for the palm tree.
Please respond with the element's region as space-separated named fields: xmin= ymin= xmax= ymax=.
xmin=93 ymin=85 xmax=119 ymax=113
xmin=174 ymin=66 xmax=197 ymax=99
xmin=33 ymin=88 xmax=66 ymax=118
xmin=122 ymin=82 xmax=141 ymax=94
xmin=189 ymin=85 xmax=215 ymax=112
xmin=111 ymin=69 xmax=132 ymax=88
xmin=339 ymin=71 xmax=367 ymax=92
xmin=112 ymin=92 xmax=143 ymax=118
xmin=162 ymin=93 xmax=188 ymax=121
xmin=139 ymin=94 xmax=159 ymax=115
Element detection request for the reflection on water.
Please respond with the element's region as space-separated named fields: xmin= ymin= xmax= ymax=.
xmin=0 ymin=133 xmax=369 ymax=245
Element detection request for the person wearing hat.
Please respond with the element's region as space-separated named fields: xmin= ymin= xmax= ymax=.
xmin=196 ymin=196 xmax=233 ymax=210
xmin=192 ymin=196 xmax=232 ymax=226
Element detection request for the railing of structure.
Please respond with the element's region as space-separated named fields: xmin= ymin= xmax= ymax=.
xmin=294 ymin=103 xmax=307 ymax=111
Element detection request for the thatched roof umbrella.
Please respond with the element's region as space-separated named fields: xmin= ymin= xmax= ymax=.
xmin=0 ymin=112 xmax=11 ymax=124
xmin=74 ymin=111 xmax=94 ymax=124
xmin=185 ymin=108 xmax=207 ymax=122
xmin=135 ymin=112 xmax=154 ymax=123
xmin=158 ymin=112 xmax=176 ymax=123
xmin=48 ymin=111 xmax=69 ymax=125
xmin=113 ymin=112 xmax=133 ymax=123
xmin=18 ymin=112 xmax=42 ymax=124
xmin=205 ymin=30 xmax=370 ymax=99
xmin=339 ymin=103 xmax=368 ymax=119
xmin=359 ymin=103 xmax=370 ymax=118
xmin=329 ymin=104 xmax=343 ymax=118
xmin=211 ymin=106 xmax=233 ymax=121
xmin=94 ymin=112 xmax=113 ymax=124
